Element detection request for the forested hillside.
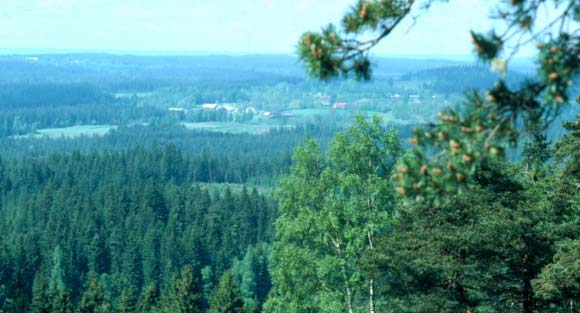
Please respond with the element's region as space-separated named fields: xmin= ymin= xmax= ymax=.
xmin=0 ymin=54 xmax=444 ymax=312
xmin=2 ymin=0 xmax=580 ymax=310
xmin=0 ymin=146 xmax=276 ymax=312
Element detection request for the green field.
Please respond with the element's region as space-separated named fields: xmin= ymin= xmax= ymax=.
xmin=196 ymin=182 xmax=274 ymax=195
xmin=288 ymin=108 xmax=333 ymax=117
xmin=361 ymin=111 xmax=426 ymax=125
xmin=14 ymin=125 xmax=117 ymax=139
xmin=181 ymin=122 xmax=291 ymax=135
xmin=288 ymin=108 xmax=421 ymax=125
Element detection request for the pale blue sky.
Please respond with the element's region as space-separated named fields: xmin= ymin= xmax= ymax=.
xmin=0 ymin=0 xmax=520 ymax=56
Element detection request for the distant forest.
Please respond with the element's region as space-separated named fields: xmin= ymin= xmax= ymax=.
xmin=0 ymin=54 xmax=578 ymax=312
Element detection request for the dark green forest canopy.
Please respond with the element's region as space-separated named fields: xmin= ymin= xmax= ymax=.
xmin=0 ymin=146 xmax=277 ymax=312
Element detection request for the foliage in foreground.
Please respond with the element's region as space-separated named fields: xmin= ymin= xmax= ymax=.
xmin=265 ymin=0 xmax=580 ymax=312
xmin=298 ymin=0 xmax=580 ymax=205
xmin=267 ymin=113 xmax=580 ymax=312
xmin=266 ymin=116 xmax=401 ymax=312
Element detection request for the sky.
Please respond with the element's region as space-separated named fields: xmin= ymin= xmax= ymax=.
xmin=0 ymin=0 xmax=523 ymax=57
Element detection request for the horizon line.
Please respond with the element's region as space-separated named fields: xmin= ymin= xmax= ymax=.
xmin=0 ymin=48 xmax=536 ymax=64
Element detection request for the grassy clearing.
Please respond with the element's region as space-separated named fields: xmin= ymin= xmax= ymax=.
xmin=181 ymin=122 xmax=288 ymax=135
xmin=288 ymin=108 xmax=418 ymax=125
xmin=195 ymin=182 xmax=274 ymax=195
xmin=14 ymin=125 xmax=117 ymax=139
xmin=361 ymin=111 xmax=420 ymax=125
xmin=288 ymin=108 xmax=333 ymax=118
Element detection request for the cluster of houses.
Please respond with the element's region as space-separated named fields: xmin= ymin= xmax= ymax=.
xmin=167 ymin=104 xmax=254 ymax=114
xmin=318 ymin=95 xmax=349 ymax=109
xmin=316 ymin=93 xmax=447 ymax=109
xmin=167 ymin=103 xmax=291 ymax=120
xmin=388 ymin=93 xmax=443 ymax=104
xmin=199 ymin=103 xmax=282 ymax=119
xmin=201 ymin=103 xmax=241 ymax=113
xmin=167 ymin=92 xmax=447 ymax=120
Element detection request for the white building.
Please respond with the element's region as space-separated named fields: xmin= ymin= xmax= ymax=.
xmin=202 ymin=103 xmax=219 ymax=110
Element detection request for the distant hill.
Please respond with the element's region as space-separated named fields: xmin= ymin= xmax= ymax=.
xmin=401 ymin=65 xmax=531 ymax=93
xmin=0 ymin=54 xmax=487 ymax=85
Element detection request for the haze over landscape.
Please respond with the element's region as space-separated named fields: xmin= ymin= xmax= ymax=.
xmin=2 ymin=0 xmax=501 ymax=56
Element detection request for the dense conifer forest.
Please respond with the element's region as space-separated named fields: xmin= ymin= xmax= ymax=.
xmin=0 ymin=145 xmax=278 ymax=312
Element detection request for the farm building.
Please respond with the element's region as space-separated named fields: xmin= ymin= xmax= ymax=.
xmin=222 ymin=105 xmax=236 ymax=112
xmin=202 ymin=103 xmax=219 ymax=110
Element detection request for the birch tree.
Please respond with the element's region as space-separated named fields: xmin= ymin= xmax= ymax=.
xmin=265 ymin=115 xmax=401 ymax=313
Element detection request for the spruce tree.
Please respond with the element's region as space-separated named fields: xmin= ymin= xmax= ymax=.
xmin=164 ymin=265 xmax=201 ymax=313
xmin=2 ymin=272 xmax=27 ymax=313
xmin=51 ymin=288 xmax=74 ymax=313
xmin=532 ymin=113 xmax=580 ymax=311
xmin=30 ymin=272 xmax=51 ymax=313
xmin=49 ymin=246 xmax=65 ymax=292
xmin=533 ymin=239 xmax=580 ymax=311
xmin=137 ymin=283 xmax=159 ymax=313
xmin=373 ymin=161 xmax=563 ymax=311
xmin=79 ymin=272 xmax=110 ymax=313
xmin=208 ymin=270 xmax=244 ymax=313
xmin=117 ymin=287 xmax=137 ymax=313
xmin=201 ymin=265 xmax=214 ymax=310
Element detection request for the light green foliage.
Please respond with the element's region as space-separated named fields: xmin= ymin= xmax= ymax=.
xmin=553 ymin=113 xmax=580 ymax=179
xmin=232 ymin=243 xmax=271 ymax=309
xmin=29 ymin=262 xmax=72 ymax=313
xmin=49 ymin=246 xmax=65 ymax=292
xmin=533 ymin=240 xmax=580 ymax=310
xmin=163 ymin=265 xmax=201 ymax=313
xmin=265 ymin=115 xmax=401 ymax=312
xmin=14 ymin=125 xmax=117 ymax=139
xmin=297 ymin=2 xmax=580 ymax=310
xmin=30 ymin=273 xmax=51 ymax=313
xmin=137 ymin=284 xmax=160 ymax=313
xmin=201 ymin=266 xmax=214 ymax=306
xmin=181 ymin=122 xmax=282 ymax=135
xmin=51 ymin=288 xmax=74 ymax=313
xmin=531 ymin=113 xmax=580 ymax=311
xmin=117 ymin=287 xmax=137 ymax=313
xmin=208 ymin=270 xmax=244 ymax=313
xmin=79 ymin=272 xmax=111 ymax=313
